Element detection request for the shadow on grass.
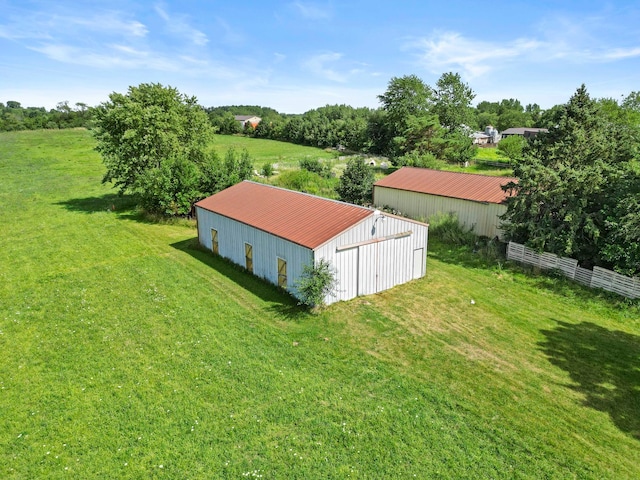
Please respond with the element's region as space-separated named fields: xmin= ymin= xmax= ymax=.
xmin=539 ymin=321 xmax=640 ymax=440
xmin=430 ymin=239 xmax=638 ymax=312
xmin=55 ymin=193 xmax=138 ymax=214
xmin=170 ymin=238 xmax=307 ymax=320
xmin=56 ymin=193 xmax=196 ymax=226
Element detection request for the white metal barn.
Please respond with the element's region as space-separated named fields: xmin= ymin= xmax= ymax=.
xmin=373 ymin=167 xmax=517 ymax=239
xmin=195 ymin=181 xmax=429 ymax=305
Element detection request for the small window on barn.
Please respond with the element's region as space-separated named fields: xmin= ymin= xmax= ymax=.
xmin=211 ymin=229 xmax=219 ymax=255
xmin=277 ymin=257 xmax=287 ymax=288
xmin=245 ymin=243 xmax=253 ymax=273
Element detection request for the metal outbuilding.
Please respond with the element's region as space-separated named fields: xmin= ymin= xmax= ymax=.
xmin=195 ymin=181 xmax=429 ymax=305
xmin=373 ymin=167 xmax=517 ymax=239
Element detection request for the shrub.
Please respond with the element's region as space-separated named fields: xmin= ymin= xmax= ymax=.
xmin=271 ymin=170 xmax=338 ymax=198
xmin=336 ymin=157 xmax=375 ymax=205
xmin=261 ymin=162 xmax=274 ymax=178
xmin=300 ymin=157 xmax=332 ymax=178
xmin=394 ymin=151 xmax=447 ymax=169
xmin=429 ymin=212 xmax=476 ymax=246
xmin=295 ymin=259 xmax=337 ymax=309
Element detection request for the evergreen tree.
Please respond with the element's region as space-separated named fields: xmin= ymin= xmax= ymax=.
xmin=501 ymin=85 xmax=638 ymax=271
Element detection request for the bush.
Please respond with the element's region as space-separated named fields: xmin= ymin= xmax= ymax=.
xmin=394 ymin=151 xmax=447 ymax=169
xmin=271 ymin=170 xmax=338 ymax=198
xmin=336 ymin=157 xmax=375 ymax=205
xmin=261 ymin=162 xmax=274 ymax=178
xmin=295 ymin=259 xmax=337 ymax=309
xmin=429 ymin=212 xmax=476 ymax=246
xmin=300 ymin=157 xmax=332 ymax=178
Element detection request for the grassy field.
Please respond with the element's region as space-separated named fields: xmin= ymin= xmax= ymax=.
xmin=210 ymin=134 xmax=336 ymax=171
xmin=1 ymin=129 xmax=638 ymax=478
xmin=212 ymin=133 xmax=515 ymax=177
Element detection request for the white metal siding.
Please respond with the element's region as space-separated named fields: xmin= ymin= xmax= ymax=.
xmin=374 ymin=186 xmax=507 ymax=238
xmin=196 ymin=206 xmax=313 ymax=299
xmin=197 ymin=207 xmax=427 ymax=306
xmin=316 ymin=214 xmax=428 ymax=304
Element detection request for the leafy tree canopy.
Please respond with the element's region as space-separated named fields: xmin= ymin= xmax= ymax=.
xmin=336 ymin=157 xmax=375 ymax=205
xmin=497 ymin=135 xmax=527 ymax=161
xmin=433 ymin=72 xmax=475 ymax=132
xmin=93 ymin=83 xmax=251 ymax=216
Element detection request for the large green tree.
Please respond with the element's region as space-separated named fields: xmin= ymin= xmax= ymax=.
xmin=94 ymin=83 xmax=213 ymax=193
xmin=94 ymin=83 xmax=252 ymax=216
xmin=501 ymin=85 xmax=638 ymax=272
xmin=377 ymin=75 xmax=433 ymax=156
xmin=497 ymin=135 xmax=527 ymax=161
xmin=432 ymin=72 xmax=475 ymax=132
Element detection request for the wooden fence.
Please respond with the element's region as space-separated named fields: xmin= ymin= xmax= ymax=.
xmin=506 ymin=242 xmax=640 ymax=299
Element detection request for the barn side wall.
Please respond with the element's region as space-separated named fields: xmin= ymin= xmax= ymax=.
xmin=196 ymin=207 xmax=313 ymax=301
xmin=373 ymin=186 xmax=507 ymax=239
xmin=315 ymin=213 xmax=428 ymax=304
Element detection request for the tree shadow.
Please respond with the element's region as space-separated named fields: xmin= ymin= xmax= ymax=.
xmin=55 ymin=193 xmax=138 ymax=214
xmin=538 ymin=321 xmax=640 ymax=440
xmin=55 ymin=193 xmax=192 ymax=225
xmin=170 ymin=238 xmax=308 ymax=320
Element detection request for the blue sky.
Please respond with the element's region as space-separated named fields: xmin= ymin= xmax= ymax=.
xmin=1 ymin=1 xmax=639 ymax=113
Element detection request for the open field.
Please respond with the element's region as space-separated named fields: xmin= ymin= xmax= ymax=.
xmin=210 ymin=134 xmax=336 ymax=171
xmin=1 ymin=129 xmax=638 ymax=478
xmin=212 ymin=133 xmax=515 ymax=177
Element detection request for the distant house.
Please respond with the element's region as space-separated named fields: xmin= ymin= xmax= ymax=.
xmin=195 ymin=181 xmax=428 ymax=305
xmin=501 ymin=127 xmax=548 ymax=140
xmin=470 ymin=125 xmax=500 ymax=145
xmin=373 ymin=167 xmax=517 ymax=239
xmin=470 ymin=132 xmax=491 ymax=145
xmin=234 ymin=115 xmax=262 ymax=129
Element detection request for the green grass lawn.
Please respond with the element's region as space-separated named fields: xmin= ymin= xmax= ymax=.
xmin=1 ymin=129 xmax=638 ymax=478
xmin=210 ymin=134 xmax=336 ymax=170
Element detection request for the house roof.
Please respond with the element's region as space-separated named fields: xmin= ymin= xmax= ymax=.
xmin=501 ymin=127 xmax=548 ymax=135
xmin=195 ymin=181 xmax=374 ymax=249
xmin=374 ymin=167 xmax=517 ymax=204
xmin=234 ymin=115 xmax=260 ymax=121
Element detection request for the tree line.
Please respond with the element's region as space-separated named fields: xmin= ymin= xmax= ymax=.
xmin=0 ymin=101 xmax=93 ymax=131
xmin=7 ymin=76 xmax=639 ymax=277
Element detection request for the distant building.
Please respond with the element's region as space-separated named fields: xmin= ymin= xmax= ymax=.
xmin=373 ymin=167 xmax=517 ymax=239
xmin=501 ymin=127 xmax=548 ymax=139
xmin=470 ymin=125 xmax=500 ymax=145
xmin=234 ymin=115 xmax=262 ymax=129
xmin=484 ymin=125 xmax=500 ymax=143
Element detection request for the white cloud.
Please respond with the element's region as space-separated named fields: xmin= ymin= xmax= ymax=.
xmin=302 ymin=52 xmax=347 ymax=82
xmin=405 ymin=32 xmax=545 ymax=78
xmin=154 ymin=3 xmax=208 ymax=46
xmin=291 ymin=2 xmax=331 ymax=20
xmin=597 ymin=46 xmax=640 ymax=60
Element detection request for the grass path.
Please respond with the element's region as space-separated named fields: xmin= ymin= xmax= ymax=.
xmin=0 ymin=129 xmax=638 ymax=478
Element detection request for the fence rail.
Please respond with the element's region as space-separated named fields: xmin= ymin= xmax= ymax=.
xmin=506 ymin=242 xmax=640 ymax=299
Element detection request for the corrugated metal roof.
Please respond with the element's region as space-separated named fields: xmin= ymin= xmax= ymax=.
xmin=374 ymin=167 xmax=517 ymax=204
xmin=195 ymin=181 xmax=374 ymax=249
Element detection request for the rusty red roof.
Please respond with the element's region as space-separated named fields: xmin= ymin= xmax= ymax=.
xmin=374 ymin=167 xmax=517 ymax=204
xmin=195 ymin=181 xmax=374 ymax=249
